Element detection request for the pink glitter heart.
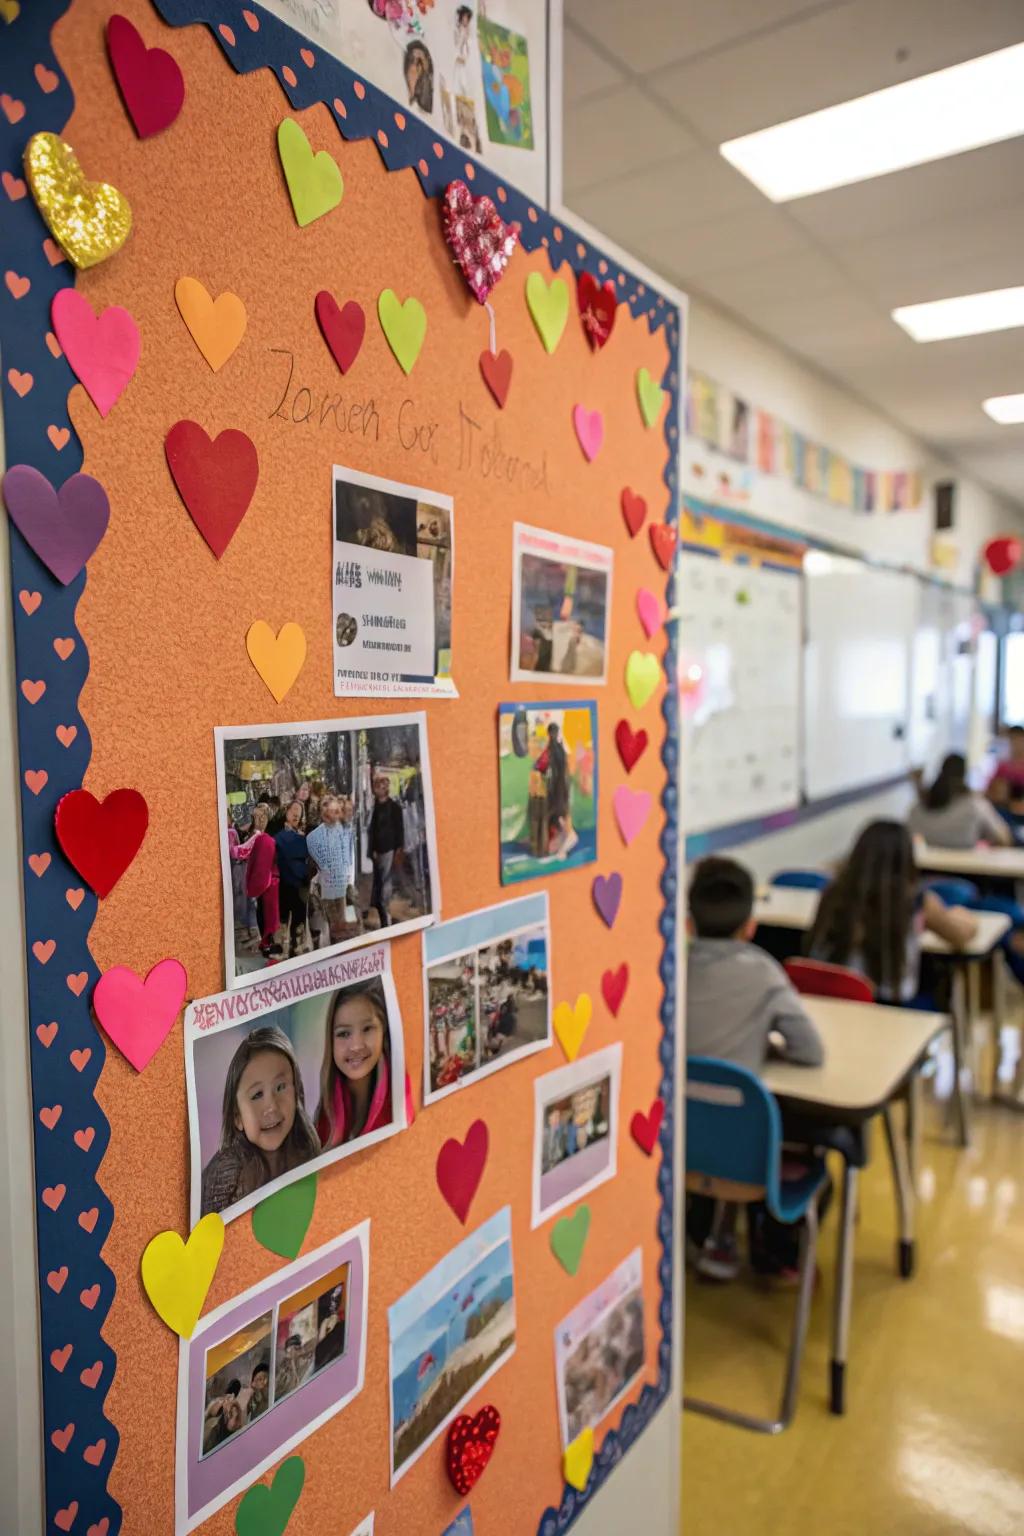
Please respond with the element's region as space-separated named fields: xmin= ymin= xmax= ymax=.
xmin=442 ymin=179 xmax=520 ymax=305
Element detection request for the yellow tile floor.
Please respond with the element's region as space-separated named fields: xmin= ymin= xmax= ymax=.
xmin=682 ymin=1099 xmax=1024 ymax=1534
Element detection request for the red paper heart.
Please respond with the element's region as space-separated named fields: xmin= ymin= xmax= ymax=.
xmin=601 ymin=963 xmax=628 ymax=1017
xmin=649 ymin=523 xmax=677 ymax=571
xmin=615 ymin=720 xmax=648 ymax=773
xmin=631 ymin=1097 xmax=665 ymax=1155
xmin=315 ymin=291 xmax=365 ymax=374
xmin=479 ymin=347 xmax=513 ymax=408
xmin=577 ymin=271 xmax=617 ymax=350
xmin=107 ymin=14 xmax=185 ymax=139
xmin=436 ymin=1118 xmax=488 ymax=1224
xmin=621 ymin=487 xmax=646 ymax=538
xmin=442 ymin=179 xmax=520 ymax=305
xmin=165 ymin=420 xmax=258 ymax=559
xmin=54 ymin=788 xmax=148 ymax=898
xmin=446 ymin=1405 xmax=501 ymax=1496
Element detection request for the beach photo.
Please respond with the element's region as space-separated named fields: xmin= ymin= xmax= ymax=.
xmin=201 ymin=1313 xmax=273 ymax=1459
xmin=532 ymin=1046 xmax=622 ymax=1226
xmin=555 ymin=1248 xmax=645 ymax=1447
xmin=216 ymin=712 xmax=439 ymax=984
xmin=186 ymin=948 xmax=407 ymax=1227
xmin=511 ymin=524 xmax=612 ymax=684
xmin=422 ymin=893 xmax=551 ymax=1103
xmin=388 ymin=1207 xmax=515 ymax=1484
xmin=498 ymin=702 xmax=598 ymax=885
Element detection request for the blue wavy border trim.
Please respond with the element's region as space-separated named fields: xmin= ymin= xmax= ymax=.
xmin=2 ymin=2 xmax=681 ymax=1530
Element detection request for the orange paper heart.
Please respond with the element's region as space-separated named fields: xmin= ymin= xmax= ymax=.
xmin=174 ymin=277 xmax=247 ymax=372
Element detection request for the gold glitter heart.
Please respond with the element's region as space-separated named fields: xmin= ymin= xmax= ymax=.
xmin=24 ymin=132 xmax=131 ymax=270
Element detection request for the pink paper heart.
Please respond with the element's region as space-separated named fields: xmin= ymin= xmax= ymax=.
xmin=51 ymin=290 xmax=140 ymax=418
xmin=636 ymin=587 xmax=663 ymax=639
xmin=92 ymin=957 xmax=186 ymax=1072
xmin=613 ymin=785 xmax=652 ymax=846
xmin=442 ymin=178 xmax=520 ymax=305
xmin=573 ymin=404 xmax=604 ymax=462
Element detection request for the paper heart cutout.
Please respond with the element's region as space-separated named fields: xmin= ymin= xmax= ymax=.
xmin=107 ymin=14 xmax=185 ymax=139
xmin=378 ymin=288 xmax=427 ymax=375
xmin=24 ymin=132 xmax=131 ymax=269
xmin=550 ymin=1204 xmax=591 ymax=1275
xmin=1 ymin=2 xmax=22 ymax=23
xmin=252 ymin=1172 xmax=317 ymax=1259
xmin=592 ymin=871 xmax=622 ymax=929
xmin=246 ymin=620 xmax=306 ymax=702
xmin=50 ymin=289 xmax=139 ymax=418
xmin=446 ymin=1405 xmax=501 ymax=1496
xmin=55 ymin=788 xmax=148 ymax=898
xmin=626 ymin=650 xmax=661 ymax=711
xmin=174 ymin=277 xmax=246 ymax=372
xmin=140 ymin=1211 xmax=224 ymax=1338
xmin=442 ymin=178 xmax=520 ymax=305
xmin=631 ymin=1097 xmax=665 ymax=1155
xmin=649 ymin=523 xmax=677 ymax=571
xmin=563 ymin=1426 xmax=595 ymax=1491
xmin=577 ymin=271 xmax=616 ymax=350
xmin=621 ymin=487 xmax=646 ymax=538
xmin=479 ymin=347 xmax=513 ymax=408
xmin=614 ymin=720 xmax=648 ymax=773
xmin=436 ymin=1118 xmax=488 ymax=1224
xmin=554 ymin=994 xmax=592 ymax=1062
xmin=165 ymin=420 xmax=258 ymax=558
xmin=3 ymin=464 xmax=109 ymax=585
xmin=636 ymin=588 xmax=664 ymax=639
xmin=573 ymin=404 xmax=604 ymax=462
xmin=613 ymin=785 xmax=652 ymax=846
xmin=525 ymin=271 xmax=569 ymax=354
xmin=601 ymin=963 xmax=628 ymax=1017
xmin=92 ymin=957 xmax=186 ymax=1072
xmin=636 ymin=367 xmax=665 ymax=429
xmin=236 ymin=1457 xmax=305 ymax=1536
xmin=314 ymin=291 xmax=365 ymax=374
xmin=277 ymin=117 xmax=342 ymax=227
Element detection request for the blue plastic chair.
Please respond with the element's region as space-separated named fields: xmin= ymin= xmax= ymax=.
xmin=924 ymin=877 xmax=980 ymax=906
xmin=684 ymin=1056 xmax=827 ymax=1433
xmin=770 ymin=869 xmax=830 ymax=891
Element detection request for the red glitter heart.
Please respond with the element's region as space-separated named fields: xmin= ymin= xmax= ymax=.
xmin=443 ymin=180 xmax=520 ymax=305
xmin=577 ymin=271 xmax=617 ymax=349
xmin=446 ymin=1404 xmax=501 ymax=1495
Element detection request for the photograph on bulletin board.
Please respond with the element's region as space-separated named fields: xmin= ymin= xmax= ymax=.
xmin=510 ymin=523 xmax=614 ymax=685
xmin=498 ymin=702 xmax=599 ymax=883
xmin=554 ymin=1246 xmax=645 ymax=1449
xmin=532 ymin=1044 xmax=622 ymax=1226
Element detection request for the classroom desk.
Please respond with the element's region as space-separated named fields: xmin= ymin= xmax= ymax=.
xmin=912 ymin=841 xmax=1024 ymax=881
xmin=754 ymin=886 xmax=1010 ymax=1146
xmin=763 ymin=997 xmax=947 ymax=1417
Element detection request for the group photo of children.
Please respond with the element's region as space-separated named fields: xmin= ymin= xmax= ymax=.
xmin=274 ymin=1263 xmax=350 ymax=1407
xmin=557 ymin=1259 xmax=645 ymax=1447
xmin=201 ymin=1312 xmax=273 ymax=1458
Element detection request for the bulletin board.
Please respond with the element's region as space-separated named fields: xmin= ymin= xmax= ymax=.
xmin=0 ymin=4 xmax=681 ymax=1535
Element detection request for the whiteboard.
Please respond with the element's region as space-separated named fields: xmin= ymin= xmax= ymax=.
xmin=910 ymin=581 xmax=975 ymax=776
xmin=803 ymin=553 xmax=915 ymax=800
xmin=679 ymin=552 xmax=802 ymax=834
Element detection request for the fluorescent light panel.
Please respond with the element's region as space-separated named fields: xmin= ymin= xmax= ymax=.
xmin=983 ymin=394 xmax=1024 ymax=425
xmin=720 ymin=43 xmax=1024 ymax=201
xmin=892 ymin=287 xmax=1024 ymax=342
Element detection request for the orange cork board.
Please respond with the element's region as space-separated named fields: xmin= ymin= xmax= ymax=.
xmin=1 ymin=2 xmax=683 ymax=1533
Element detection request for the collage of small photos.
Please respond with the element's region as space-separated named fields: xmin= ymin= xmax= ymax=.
xmin=176 ymin=458 xmax=642 ymax=1534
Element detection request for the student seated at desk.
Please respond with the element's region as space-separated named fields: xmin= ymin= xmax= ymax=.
xmin=909 ymin=753 xmax=1011 ymax=849
xmin=807 ymin=820 xmax=977 ymax=1002
xmin=986 ymin=727 xmax=1024 ymax=840
xmin=687 ymin=856 xmax=824 ymax=1282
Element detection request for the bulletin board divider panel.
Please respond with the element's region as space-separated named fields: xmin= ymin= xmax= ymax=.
xmin=0 ymin=4 xmax=682 ymax=1534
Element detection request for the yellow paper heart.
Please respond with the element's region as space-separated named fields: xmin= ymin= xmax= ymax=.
xmin=141 ymin=1213 xmax=225 ymax=1339
xmin=554 ymin=994 xmax=592 ymax=1062
xmin=563 ymin=1426 xmax=595 ymax=1492
xmin=24 ymin=132 xmax=132 ymax=270
xmin=175 ymin=277 xmax=247 ymax=372
xmin=0 ymin=0 xmax=21 ymax=23
xmin=625 ymin=650 xmax=661 ymax=711
xmin=246 ymin=620 xmax=307 ymax=703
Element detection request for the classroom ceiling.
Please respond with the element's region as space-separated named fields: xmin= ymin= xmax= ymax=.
xmin=562 ymin=0 xmax=1024 ymax=508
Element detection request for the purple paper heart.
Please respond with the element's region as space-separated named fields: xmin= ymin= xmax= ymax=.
xmin=592 ymin=871 xmax=622 ymax=929
xmin=2 ymin=464 xmax=110 ymax=586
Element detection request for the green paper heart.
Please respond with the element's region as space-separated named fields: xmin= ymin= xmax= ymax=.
xmin=277 ymin=118 xmax=343 ymax=228
xmin=525 ymin=271 xmax=569 ymax=354
xmin=378 ymin=288 xmax=427 ymax=375
xmin=636 ymin=367 xmax=665 ymax=429
xmin=251 ymin=1172 xmax=318 ymax=1259
xmin=625 ymin=650 xmax=660 ymax=711
xmin=550 ymin=1203 xmax=591 ymax=1275
xmin=235 ymin=1456 xmax=305 ymax=1536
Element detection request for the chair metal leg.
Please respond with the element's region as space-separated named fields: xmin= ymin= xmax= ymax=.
xmin=882 ymin=1103 xmax=915 ymax=1279
xmin=950 ymin=969 xmax=971 ymax=1148
xmin=905 ymin=1072 xmax=921 ymax=1193
xmin=684 ymin=1201 xmax=821 ymax=1435
xmin=830 ymin=1163 xmax=858 ymax=1415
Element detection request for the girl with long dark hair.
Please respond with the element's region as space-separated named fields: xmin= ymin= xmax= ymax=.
xmin=909 ymin=753 xmax=1011 ymax=849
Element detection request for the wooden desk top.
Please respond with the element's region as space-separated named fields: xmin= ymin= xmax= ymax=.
xmin=912 ymin=841 xmax=1024 ymax=880
xmin=763 ymin=997 xmax=947 ymax=1115
xmin=754 ymin=886 xmax=1010 ymax=957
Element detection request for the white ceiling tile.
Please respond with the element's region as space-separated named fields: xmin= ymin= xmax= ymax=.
xmin=564 ymin=0 xmax=821 ymax=79
xmin=564 ymin=148 xmax=765 ymax=243
xmin=563 ymin=23 xmax=626 ymax=105
xmin=562 ymin=85 xmax=699 ymax=191
xmin=686 ymin=245 xmax=848 ymax=310
xmin=640 ymin=204 xmax=806 ymax=279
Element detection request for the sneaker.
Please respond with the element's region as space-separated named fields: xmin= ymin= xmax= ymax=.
xmin=555 ymin=829 xmax=580 ymax=862
xmin=695 ymin=1236 xmax=740 ymax=1282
